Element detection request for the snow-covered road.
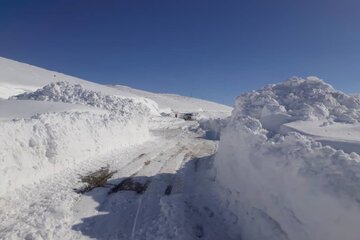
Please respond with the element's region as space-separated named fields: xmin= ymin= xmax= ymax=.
xmin=0 ymin=120 xmax=230 ymax=240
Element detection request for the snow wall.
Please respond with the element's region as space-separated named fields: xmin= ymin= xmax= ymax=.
xmin=0 ymin=82 xmax=154 ymax=196
xmin=214 ymin=77 xmax=360 ymax=240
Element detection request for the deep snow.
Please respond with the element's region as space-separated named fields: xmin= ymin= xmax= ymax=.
xmin=0 ymin=76 xmax=159 ymax=197
xmin=0 ymin=56 xmax=233 ymax=240
xmin=2 ymin=56 xmax=360 ymax=240
xmin=214 ymin=77 xmax=360 ymax=240
xmin=0 ymin=56 xmax=231 ymax=197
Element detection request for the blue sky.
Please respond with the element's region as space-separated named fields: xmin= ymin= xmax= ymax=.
xmin=0 ymin=0 xmax=360 ymax=105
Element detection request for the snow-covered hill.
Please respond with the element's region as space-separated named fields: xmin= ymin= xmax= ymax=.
xmin=0 ymin=57 xmax=232 ymax=116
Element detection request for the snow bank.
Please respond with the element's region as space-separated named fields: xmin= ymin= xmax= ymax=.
xmin=234 ymin=76 xmax=360 ymax=125
xmin=0 ymin=82 xmax=152 ymax=196
xmin=214 ymin=77 xmax=360 ymax=240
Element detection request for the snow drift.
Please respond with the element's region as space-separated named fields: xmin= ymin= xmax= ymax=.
xmin=0 ymin=82 xmax=152 ymax=196
xmin=215 ymin=77 xmax=360 ymax=240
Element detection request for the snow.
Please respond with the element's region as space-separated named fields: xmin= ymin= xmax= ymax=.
xmin=12 ymin=81 xmax=160 ymax=115
xmin=111 ymin=85 xmax=232 ymax=117
xmin=0 ymin=99 xmax=106 ymax=121
xmin=281 ymin=120 xmax=360 ymax=154
xmin=0 ymin=121 xmax=223 ymax=239
xmin=0 ymin=109 xmax=150 ymax=197
xmin=0 ymin=57 xmax=137 ymax=99
xmin=0 ymin=57 xmax=232 ymax=118
xmin=0 ymin=81 xmax=153 ymax=196
xmin=0 ymin=56 xmax=233 ymax=239
xmin=198 ymin=117 xmax=229 ymax=140
xmin=214 ymin=77 xmax=360 ymax=240
xmin=2 ymin=54 xmax=360 ymax=240
xmin=234 ymin=76 xmax=360 ymax=125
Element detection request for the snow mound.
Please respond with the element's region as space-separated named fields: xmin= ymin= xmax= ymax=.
xmin=215 ymin=78 xmax=360 ymax=240
xmin=12 ymin=81 xmax=159 ymax=115
xmin=234 ymin=76 xmax=360 ymax=125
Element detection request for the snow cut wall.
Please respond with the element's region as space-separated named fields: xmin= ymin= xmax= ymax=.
xmin=0 ymin=82 xmax=153 ymax=196
xmin=214 ymin=77 xmax=360 ymax=240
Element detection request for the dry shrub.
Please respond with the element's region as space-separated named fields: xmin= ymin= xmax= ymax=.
xmin=76 ymin=166 xmax=117 ymax=194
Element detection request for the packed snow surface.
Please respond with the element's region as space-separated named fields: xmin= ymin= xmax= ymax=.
xmin=215 ymin=77 xmax=360 ymax=240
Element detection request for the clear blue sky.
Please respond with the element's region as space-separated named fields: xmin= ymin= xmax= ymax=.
xmin=1 ymin=0 xmax=360 ymax=105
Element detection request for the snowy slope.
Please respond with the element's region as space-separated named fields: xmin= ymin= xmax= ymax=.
xmin=0 ymin=57 xmax=137 ymax=99
xmin=0 ymin=57 xmax=232 ymax=117
xmin=112 ymin=84 xmax=232 ymax=117
xmin=214 ymin=77 xmax=360 ymax=240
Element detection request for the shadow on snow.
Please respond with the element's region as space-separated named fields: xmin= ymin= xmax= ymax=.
xmin=71 ymin=154 xmax=236 ymax=240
